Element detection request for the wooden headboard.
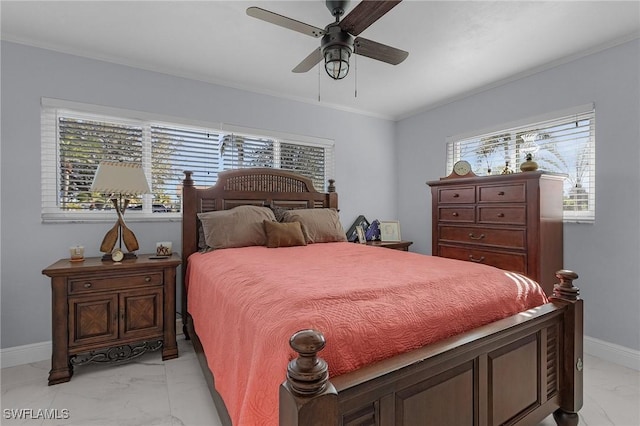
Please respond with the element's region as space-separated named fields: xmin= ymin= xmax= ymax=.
xmin=180 ymin=168 xmax=338 ymax=311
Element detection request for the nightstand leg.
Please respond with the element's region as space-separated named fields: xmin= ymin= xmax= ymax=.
xmin=48 ymin=362 xmax=72 ymax=385
xmin=49 ymin=276 xmax=72 ymax=385
xmin=162 ymin=266 xmax=178 ymax=360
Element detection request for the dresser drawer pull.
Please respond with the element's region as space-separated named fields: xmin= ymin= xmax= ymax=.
xmin=468 ymin=233 xmax=485 ymax=240
xmin=453 ymin=193 xmax=460 ymax=198
xmin=83 ymin=282 xmax=92 ymax=288
xmin=145 ymin=276 xmax=152 ymax=282
xmin=468 ymin=255 xmax=485 ymax=263
xmin=498 ymin=191 xmax=505 ymax=196
xmin=497 ymin=213 xmax=505 ymax=217
xmin=452 ymin=212 xmax=459 ymax=217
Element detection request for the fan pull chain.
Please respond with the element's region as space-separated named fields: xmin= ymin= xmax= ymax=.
xmin=354 ymin=53 xmax=358 ymax=98
xmin=318 ymin=63 xmax=321 ymax=102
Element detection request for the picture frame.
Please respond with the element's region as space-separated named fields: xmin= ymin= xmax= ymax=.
xmin=345 ymin=215 xmax=370 ymax=242
xmin=355 ymin=225 xmax=367 ymax=244
xmin=379 ymin=220 xmax=402 ymax=242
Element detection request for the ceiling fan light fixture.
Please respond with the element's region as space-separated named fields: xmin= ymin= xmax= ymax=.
xmin=324 ymin=45 xmax=351 ymax=80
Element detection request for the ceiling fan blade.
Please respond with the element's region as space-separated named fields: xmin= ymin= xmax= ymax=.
xmin=354 ymin=37 xmax=408 ymax=65
xmin=292 ymin=48 xmax=323 ymax=73
xmin=247 ymin=7 xmax=324 ymax=38
xmin=339 ymin=0 xmax=402 ymax=36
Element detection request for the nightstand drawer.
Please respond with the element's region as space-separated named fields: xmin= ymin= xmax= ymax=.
xmin=478 ymin=183 xmax=526 ymax=203
xmin=439 ymin=226 xmax=526 ymax=249
xmin=438 ymin=187 xmax=475 ymax=204
xmin=69 ymin=272 xmax=163 ymax=294
xmin=438 ymin=206 xmax=475 ymax=223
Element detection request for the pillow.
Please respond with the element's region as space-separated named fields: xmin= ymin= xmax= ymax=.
xmin=281 ymin=208 xmax=347 ymax=243
xmin=263 ymin=220 xmax=307 ymax=248
xmin=197 ymin=205 xmax=276 ymax=250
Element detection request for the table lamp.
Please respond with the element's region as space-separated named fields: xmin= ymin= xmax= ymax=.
xmin=90 ymin=161 xmax=151 ymax=261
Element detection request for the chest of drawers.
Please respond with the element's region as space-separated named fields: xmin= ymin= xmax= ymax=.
xmin=427 ymin=172 xmax=564 ymax=295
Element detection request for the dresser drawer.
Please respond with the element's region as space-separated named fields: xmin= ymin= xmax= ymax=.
xmin=438 ymin=206 xmax=475 ymax=223
xmin=69 ymin=272 xmax=163 ymax=294
xmin=478 ymin=183 xmax=526 ymax=203
xmin=438 ymin=187 xmax=475 ymax=204
xmin=438 ymin=245 xmax=526 ymax=274
xmin=478 ymin=206 xmax=526 ymax=225
xmin=439 ymin=226 xmax=526 ymax=249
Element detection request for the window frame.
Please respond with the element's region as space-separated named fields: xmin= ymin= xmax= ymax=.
xmin=41 ymin=98 xmax=335 ymax=223
xmin=445 ymin=104 xmax=596 ymax=223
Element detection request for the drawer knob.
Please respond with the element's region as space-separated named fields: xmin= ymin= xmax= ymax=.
xmin=498 ymin=191 xmax=505 ymax=196
xmin=453 ymin=193 xmax=460 ymax=198
xmin=497 ymin=213 xmax=505 ymax=217
xmin=468 ymin=233 xmax=485 ymax=240
xmin=468 ymin=255 xmax=485 ymax=263
xmin=452 ymin=212 xmax=459 ymax=217
xmin=83 ymin=282 xmax=92 ymax=288
xmin=145 ymin=276 xmax=151 ymax=282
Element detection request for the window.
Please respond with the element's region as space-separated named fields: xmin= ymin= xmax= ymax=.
xmin=446 ymin=104 xmax=595 ymax=222
xmin=41 ymin=99 xmax=334 ymax=222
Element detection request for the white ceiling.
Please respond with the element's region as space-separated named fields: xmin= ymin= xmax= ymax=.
xmin=2 ymin=1 xmax=639 ymax=120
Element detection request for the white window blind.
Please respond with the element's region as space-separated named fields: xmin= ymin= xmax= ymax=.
xmin=150 ymin=124 xmax=220 ymax=212
xmin=220 ymin=133 xmax=331 ymax=191
xmin=41 ymin=101 xmax=334 ymax=222
xmin=446 ymin=105 xmax=595 ymax=222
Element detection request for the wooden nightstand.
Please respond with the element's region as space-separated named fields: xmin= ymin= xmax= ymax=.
xmin=365 ymin=240 xmax=413 ymax=251
xmin=42 ymin=253 xmax=181 ymax=385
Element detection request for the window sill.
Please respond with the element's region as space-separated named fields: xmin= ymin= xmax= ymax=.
xmin=41 ymin=213 xmax=182 ymax=224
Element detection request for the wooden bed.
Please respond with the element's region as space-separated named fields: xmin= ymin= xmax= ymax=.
xmin=181 ymin=168 xmax=583 ymax=426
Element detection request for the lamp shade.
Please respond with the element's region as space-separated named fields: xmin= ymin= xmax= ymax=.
xmin=90 ymin=161 xmax=150 ymax=195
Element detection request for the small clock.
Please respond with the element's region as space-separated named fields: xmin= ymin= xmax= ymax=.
xmin=444 ymin=160 xmax=476 ymax=179
xmin=111 ymin=248 xmax=124 ymax=262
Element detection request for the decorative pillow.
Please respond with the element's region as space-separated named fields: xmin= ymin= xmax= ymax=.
xmin=263 ymin=220 xmax=307 ymax=248
xmin=281 ymin=208 xmax=347 ymax=243
xmin=198 ymin=206 xmax=276 ymax=250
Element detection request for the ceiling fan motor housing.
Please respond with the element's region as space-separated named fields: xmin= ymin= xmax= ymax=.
xmin=321 ymin=24 xmax=354 ymax=53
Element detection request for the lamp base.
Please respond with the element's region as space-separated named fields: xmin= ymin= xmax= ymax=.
xmin=101 ymin=252 xmax=138 ymax=262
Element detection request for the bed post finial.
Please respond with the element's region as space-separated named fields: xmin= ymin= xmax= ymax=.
xmin=280 ymin=329 xmax=338 ymax=425
xmin=328 ymin=179 xmax=336 ymax=193
xmin=553 ymin=270 xmax=580 ymax=301
xmin=183 ymin=170 xmax=194 ymax=187
xmin=286 ymin=329 xmax=329 ymax=395
xmin=550 ymin=269 xmax=583 ymax=426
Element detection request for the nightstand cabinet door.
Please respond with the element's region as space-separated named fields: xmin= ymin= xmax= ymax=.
xmin=120 ymin=287 xmax=163 ymax=340
xmin=69 ymin=294 xmax=118 ymax=347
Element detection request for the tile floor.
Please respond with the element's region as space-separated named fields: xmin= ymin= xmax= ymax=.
xmin=2 ymin=337 xmax=638 ymax=425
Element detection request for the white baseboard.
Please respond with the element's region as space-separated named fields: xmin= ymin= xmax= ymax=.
xmin=0 ymin=340 xmax=52 ymax=368
xmin=2 ymin=325 xmax=637 ymax=371
xmin=0 ymin=318 xmax=184 ymax=369
xmin=584 ymin=336 xmax=640 ymax=371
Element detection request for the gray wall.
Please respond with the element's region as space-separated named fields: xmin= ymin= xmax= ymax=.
xmin=3 ymin=39 xmax=639 ymax=353
xmin=396 ymin=39 xmax=640 ymax=351
xmin=0 ymin=41 xmax=398 ymax=349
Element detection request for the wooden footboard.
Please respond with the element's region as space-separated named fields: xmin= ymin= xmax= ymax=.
xmin=280 ymin=271 xmax=583 ymax=426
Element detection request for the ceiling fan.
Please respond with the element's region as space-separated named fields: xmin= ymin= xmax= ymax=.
xmin=247 ymin=0 xmax=408 ymax=80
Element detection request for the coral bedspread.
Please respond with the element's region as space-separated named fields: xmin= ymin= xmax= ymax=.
xmin=186 ymin=242 xmax=548 ymax=426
